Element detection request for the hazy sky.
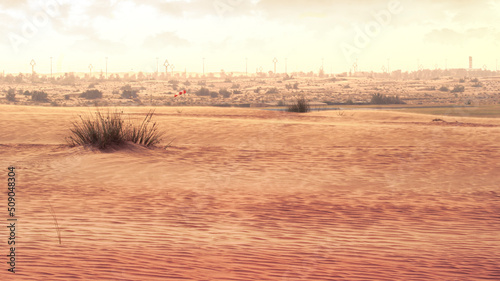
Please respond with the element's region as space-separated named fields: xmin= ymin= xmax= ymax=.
xmin=1 ymin=0 xmax=499 ymax=74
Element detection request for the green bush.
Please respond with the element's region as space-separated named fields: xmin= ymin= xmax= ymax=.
xmin=67 ymin=109 xmax=165 ymax=150
xmin=287 ymin=97 xmax=310 ymax=113
xmin=80 ymin=89 xmax=103 ymax=99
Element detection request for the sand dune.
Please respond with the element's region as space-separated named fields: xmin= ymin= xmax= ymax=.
xmin=1 ymin=105 xmax=499 ymax=280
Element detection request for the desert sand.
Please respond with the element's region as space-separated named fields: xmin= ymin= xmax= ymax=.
xmin=1 ymin=105 xmax=499 ymax=280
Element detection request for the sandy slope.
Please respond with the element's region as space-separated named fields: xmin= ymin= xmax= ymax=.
xmin=1 ymin=105 xmax=499 ymax=280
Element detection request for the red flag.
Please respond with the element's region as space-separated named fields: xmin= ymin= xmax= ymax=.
xmin=174 ymin=95 xmax=177 ymax=97
xmin=183 ymin=90 xmax=187 ymax=94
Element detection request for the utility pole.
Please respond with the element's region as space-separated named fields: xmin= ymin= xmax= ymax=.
xmin=164 ymin=59 xmax=169 ymax=78
xmin=30 ymin=59 xmax=36 ymax=81
xmin=273 ymin=57 xmax=278 ymax=74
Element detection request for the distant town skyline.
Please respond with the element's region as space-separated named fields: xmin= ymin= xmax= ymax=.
xmin=1 ymin=0 xmax=499 ymax=74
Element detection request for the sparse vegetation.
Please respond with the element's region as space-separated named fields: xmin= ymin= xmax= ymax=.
xmin=80 ymin=89 xmax=103 ymax=99
xmin=121 ymin=89 xmax=139 ymax=99
xmin=31 ymin=91 xmax=49 ymax=102
xmin=438 ymin=86 xmax=449 ymax=92
xmin=195 ymin=87 xmax=210 ymax=96
xmin=219 ymin=88 xmax=231 ymax=98
xmin=6 ymin=88 xmax=16 ymax=102
xmin=287 ymin=97 xmax=310 ymax=113
xmin=450 ymin=85 xmax=465 ymax=93
xmin=266 ymin=87 xmax=279 ymax=94
xmin=370 ymin=93 xmax=405 ymax=105
xmin=67 ymin=109 xmax=165 ymax=150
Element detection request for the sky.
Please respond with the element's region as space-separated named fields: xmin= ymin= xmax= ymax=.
xmin=0 ymin=0 xmax=499 ymax=75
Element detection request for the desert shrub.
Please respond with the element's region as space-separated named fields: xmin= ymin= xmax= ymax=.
xmin=471 ymin=78 xmax=479 ymax=83
xmin=88 ymin=83 xmax=96 ymax=88
xmin=219 ymin=88 xmax=231 ymax=98
xmin=450 ymin=85 xmax=465 ymax=93
xmin=472 ymin=82 xmax=483 ymax=88
xmin=22 ymin=90 xmax=31 ymax=96
xmin=232 ymin=90 xmax=243 ymax=95
xmin=196 ymin=87 xmax=210 ymax=96
xmin=266 ymin=87 xmax=279 ymax=94
xmin=210 ymin=91 xmax=219 ymax=98
xmin=370 ymin=93 xmax=405 ymax=105
xmin=6 ymin=88 xmax=16 ymax=102
xmin=345 ymin=99 xmax=354 ymax=105
xmin=231 ymin=83 xmax=240 ymax=89
xmin=67 ymin=109 xmax=164 ymax=150
xmin=183 ymin=80 xmax=191 ymax=86
xmin=254 ymin=87 xmax=261 ymax=93
xmin=438 ymin=86 xmax=449 ymax=92
xmin=121 ymin=90 xmax=138 ymax=99
xmin=287 ymin=97 xmax=310 ymax=113
xmin=64 ymin=94 xmax=71 ymax=100
xmin=224 ymin=78 xmax=232 ymax=83
xmin=80 ymin=89 xmax=103 ymax=99
xmin=120 ymin=84 xmax=133 ymax=91
xmin=459 ymin=78 xmax=466 ymax=83
xmin=31 ymin=91 xmax=49 ymax=102
xmin=197 ymin=80 xmax=206 ymax=86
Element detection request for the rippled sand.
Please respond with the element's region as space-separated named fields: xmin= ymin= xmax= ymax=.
xmin=1 ymin=105 xmax=499 ymax=280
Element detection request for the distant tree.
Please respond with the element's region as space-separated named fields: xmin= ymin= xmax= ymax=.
xmin=31 ymin=91 xmax=49 ymax=102
xmin=80 ymin=89 xmax=103 ymax=99
xmin=450 ymin=85 xmax=465 ymax=93
xmin=121 ymin=89 xmax=138 ymax=99
xmin=438 ymin=86 xmax=449 ymax=92
xmin=219 ymin=88 xmax=231 ymax=98
xmin=195 ymin=87 xmax=210 ymax=96
xmin=370 ymin=93 xmax=405 ymax=105
xmin=6 ymin=88 xmax=16 ymax=102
